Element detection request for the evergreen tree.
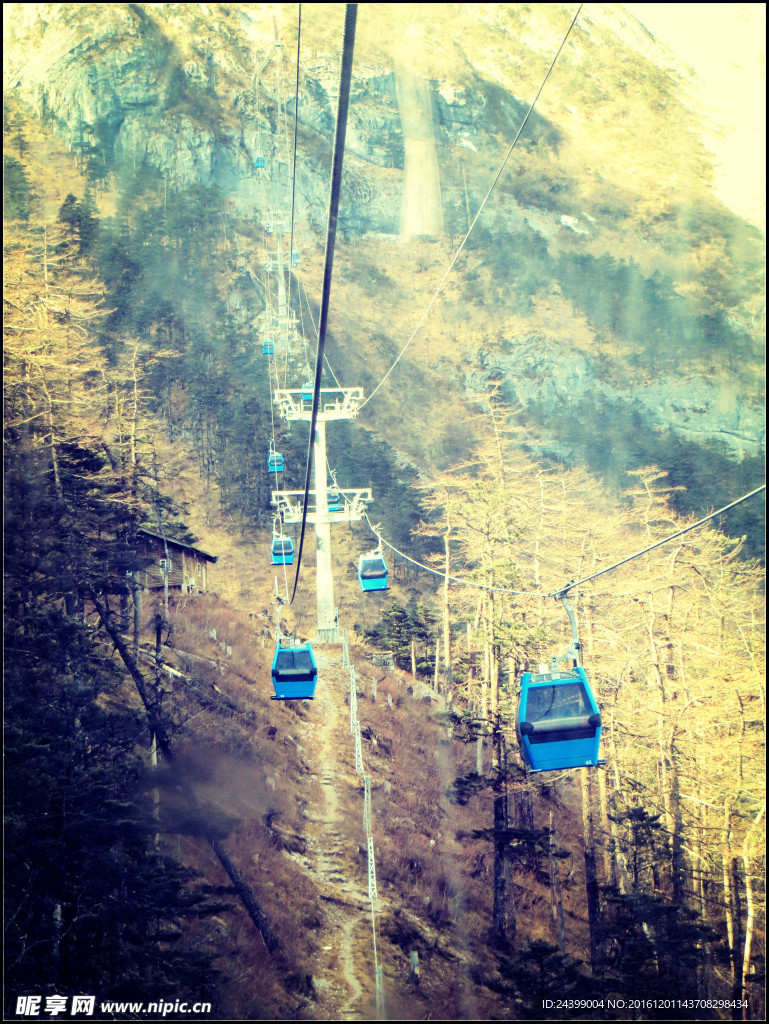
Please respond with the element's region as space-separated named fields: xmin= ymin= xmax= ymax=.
xmin=3 ymin=155 xmax=33 ymax=222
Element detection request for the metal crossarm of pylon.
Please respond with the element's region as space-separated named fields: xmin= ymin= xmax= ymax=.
xmin=271 ymin=487 xmax=373 ymax=524
xmin=263 ymin=250 xmax=300 ymax=271
xmin=273 ymin=387 xmax=365 ymax=421
xmin=263 ymin=215 xmax=291 ymax=235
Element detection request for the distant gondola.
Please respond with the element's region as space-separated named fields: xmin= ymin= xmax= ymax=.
xmin=271 ymin=641 xmax=317 ymax=700
xmin=254 ymin=155 xmax=266 ymax=169
xmin=271 ymin=534 xmax=294 ymax=566
xmin=268 ymin=445 xmax=284 ymax=473
xmin=358 ymin=550 xmax=388 ymax=592
xmin=326 ymin=488 xmax=343 ymax=512
xmin=301 ymin=381 xmax=314 ymax=405
xmin=262 ymin=337 xmax=274 ymax=355
xmin=517 ymin=665 xmax=602 ymax=772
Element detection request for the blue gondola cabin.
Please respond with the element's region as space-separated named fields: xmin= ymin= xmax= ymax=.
xmin=263 ymin=338 xmax=274 ymax=355
xmin=326 ymin=489 xmax=343 ymax=512
xmin=268 ymin=450 xmax=284 ymax=472
xmin=358 ymin=553 xmax=388 ymax=591
xmin=271 ymin=642 xmax=317 ymax=700
xmin=271 ymin=536 xmax=294 ymax=565
xmin=517 ymin=666 xmax=602 ymax=772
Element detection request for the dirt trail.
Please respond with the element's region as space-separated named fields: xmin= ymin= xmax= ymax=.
xmin=395 ymin=66 xmax=444 ymax=237
xmin=291 ymin=647 xmax=376 ymax=1020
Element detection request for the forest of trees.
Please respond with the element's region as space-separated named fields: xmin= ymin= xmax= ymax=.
xmin=3 ymin=17 xmax=765 ymax=1016
xmin=388 ymin=420 xmax=766 ymax=1016
xmin=3 ymin=220 xmax=227 ymax=1012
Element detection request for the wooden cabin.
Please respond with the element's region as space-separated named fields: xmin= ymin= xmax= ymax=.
xmin=135 ymin=528 xmax=217 ymax=595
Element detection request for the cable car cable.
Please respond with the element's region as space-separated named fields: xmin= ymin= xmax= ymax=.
xmin=290 ymin=3 xmax=358 ymax=603
xmin=303 ymin=278 xmax=346 ymax=389
xmin=551 ymin=483 xmax=766 ymax=598
xmin=362 ymin=483 xmax=765 ymax=599
xmin=362 ymin=513 xmax=545 ymax=597
xmin=358 ymin=2 xmax=583 ymax=412
xmin=299 ymin=275 xmax=344 ymax=389
xmin=285 ymin=5 xmax=302 ymax=354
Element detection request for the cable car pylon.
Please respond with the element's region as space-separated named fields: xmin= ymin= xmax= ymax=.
xmin=272 ymin=385 xmax=372 ymax=642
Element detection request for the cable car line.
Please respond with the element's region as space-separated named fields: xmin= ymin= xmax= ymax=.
xmin=289 ymin=2 xmax=358 ymax=604
xmin=358 ymin=2 xmax=583 ymax=412
xmin=285 ymin=5 xmax=302 ymax=356
xmin=551 ymin=484 xmax=766 ymax=598
xmin=294 ymin=272 xmax=345 ymax=389
xmin=362 ymin=513 xmax=545 ymax=597
xmin=362 ymin=483 xmax=765 ymax=600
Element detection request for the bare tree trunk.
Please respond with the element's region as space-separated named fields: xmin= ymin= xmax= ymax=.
xmin=132 ymin=573 xmax=141 ymax=663
xmin=492 ymin=729 xmax=514 ymax=947
xmin=597 ymin=769 xmax=613 ymax=885
xmin=731 ymin=856 xmax=744 ymax=1004
xmin=550 ymin=808 xmax=566 ymax=954
xmin=581 ymin=769 xmax=601 ymax=973
xmin=722 ymin=800 xmax=738 ymax=993
xmin=741 ymin=801 xmax=764 ymax=1020
xmin=443 ymin=525 xmax=451 ymax=697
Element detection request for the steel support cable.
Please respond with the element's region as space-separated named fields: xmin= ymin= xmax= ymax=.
xmin=286 ymin=5 xmax=302 ymax=355
xmin=299 ymin=275 xmax=344 ymax=388
xmin=359 ymin=2 xmax=583 ymax=411
xmin=552 ymin=484 xmax=766 ymax=598
xmin=362 ymin=513 xmax=544 ymax=597
xmin=290 ymin=3 xmax=358 ymax=603
xmin=265 ymin=333 xmax=290 ymax=604
xmin=255 ymin=10 xmax=303 ymax=606
xmin=363 ymin=484 xmax=765 ymax=599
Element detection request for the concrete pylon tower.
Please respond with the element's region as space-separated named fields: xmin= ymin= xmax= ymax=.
xmin=272 ymin=386 xmax=372 ymax=642
xmin=313 ymin=419 xmax=334 ymax=634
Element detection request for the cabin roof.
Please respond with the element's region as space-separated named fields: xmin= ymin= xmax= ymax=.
xmin=137 ymin=527 xmax=218 ymax=562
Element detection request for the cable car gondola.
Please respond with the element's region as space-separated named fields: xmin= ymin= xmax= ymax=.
xmin=271 ymin=534 xmax=294 ymax=566
xmin=254 ymin=155 xmax=266 ymax=169
xmin=358 ymin=540 xmax=388 ymax=592
xmin=301 ymin=381 xmax=314 ymax=406
xmin=262 ymin=337 xmax=274 ymax=355
xmin=517 ymin=665 xmax=602 ymax=771
xmin=326 ymin=488 xmax=343 ymax=512
xmin=271 ymin=641 xmax=317 ymax=700
xmin=516 ymin=591 xmax=602 ymax=772
xmin=268 ymin=444 xmax=284 ymax=473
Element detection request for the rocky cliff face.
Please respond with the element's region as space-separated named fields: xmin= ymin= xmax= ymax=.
xmin=4 ymin=3 xmax=765 ymax=465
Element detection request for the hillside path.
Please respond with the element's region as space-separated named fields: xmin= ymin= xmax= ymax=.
xmin=395 ymin=65 xmax=444 ymax=237
xmin=291 ymin=646 xmax=377 ymax=1020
